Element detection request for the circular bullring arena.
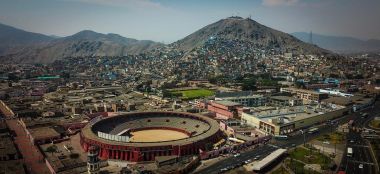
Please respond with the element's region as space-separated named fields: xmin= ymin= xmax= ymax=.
xmin=80 ymin=112 xmax=223 ymax=162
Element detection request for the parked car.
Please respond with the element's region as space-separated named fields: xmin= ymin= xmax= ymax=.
xmin=220 ymin=168 xmax=228 ymax=172
xmin=359 ymin=164 xmax=363 ymax=169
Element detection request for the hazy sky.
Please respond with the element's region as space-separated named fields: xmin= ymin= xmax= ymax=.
xmin=0 ymin=0 xmax=379 ymax=43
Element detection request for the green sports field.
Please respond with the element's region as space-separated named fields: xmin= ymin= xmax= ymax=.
xmin=171 ymin=89 xmax=214 ymax=100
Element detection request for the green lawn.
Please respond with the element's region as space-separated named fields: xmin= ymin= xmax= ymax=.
xmin=289 ymin=147 xmax=332 ymax=170
xmin=369 ymin=139 xmax=380 ymax=164
xmin=171 ymin=89 xmax=214 ymax=100
xmin=316 ymin=132 xmax=345 ymax=144
xmin=285 ymin=158 xmax=321 ymax=174
xmin=271 ymin=166 xmax=290 ymax=174
xmin=369 ymin=120 xmax=380 ymax=129
xmin=285 ymin=159 xmax=305 ymax=174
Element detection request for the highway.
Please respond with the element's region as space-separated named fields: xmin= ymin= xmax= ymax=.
xmin=276 ymin=101 xmax=379 ymax=149
xmin=196 ymin=145 xmax=278 ymax=174
xmin=339 ymin=101 xmax=380 ymax=174
xmin=197 ymin=101 xmax=379 ymax=174
xmin=340 ymin=129 xmax=376 ymax=174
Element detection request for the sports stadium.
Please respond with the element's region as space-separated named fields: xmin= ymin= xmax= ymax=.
xmin=80 ymin=111 xmax=223 ymax=162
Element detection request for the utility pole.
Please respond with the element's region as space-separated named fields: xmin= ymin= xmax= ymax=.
xmin=300 ymin=130 xmax=306 ymax=146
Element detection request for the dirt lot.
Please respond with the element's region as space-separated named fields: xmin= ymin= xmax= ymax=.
xmin=130 ymin=129 xmax=189 ymax=142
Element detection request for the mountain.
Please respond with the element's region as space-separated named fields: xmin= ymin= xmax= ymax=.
xmin=0 ymin=23 xmax=54 ymax=55
xmin=292 ymin=32 xmax=380 ymax=53
xmin=0 ymin=23 xmax=54 ymax=46
xmin=0 ymin=23 xmax=164 ymax=63
xmin=173 ymin=17 xmax=328 ymax=55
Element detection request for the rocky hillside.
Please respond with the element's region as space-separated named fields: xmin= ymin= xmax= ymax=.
xmin=292 ymin=32 xmax=380 ymax=53
xmin=0 ymin=23 xmax=54 ymax=56
xmin=0 ymin=23 xmax=53 ymax=46
xmin=173 ymin=17 xmax=328 ymax=55
xmin=0 ymin=24 xmax=163 ymax=64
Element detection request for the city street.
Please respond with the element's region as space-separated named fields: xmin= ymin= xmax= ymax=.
xmin=196 ymin=145 xmax=278 ymax=174
xmin=6 ymin=118 xmax=51 ymax=174
xmin=340 ymin=128 xmax=376 ymax=174
xmin=197 ymin=101 xmax=380 ymax=174
xmin=275 ymin=101 xmax=379 ymax=149
xmin=0 ymin=103 xmax=51 ymax=174
xmin=339 ymin=102 xmax=380 ymax=174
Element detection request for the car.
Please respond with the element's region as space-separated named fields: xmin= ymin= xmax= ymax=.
xmin=233 ymin=153 xmax=240 ymax=157
xmin=350 ymin=140 xmax=355 ymax=143
xmin=323 ymin=141 xmax=330 ymax=144
xmin=244 ymin=159 xmax=252 ymax=164
xmin=292 ymin=144 xmax=296 ymax=147
xmin=359 ymin=164 xmax=363 ymax=169
xmin=254 ymin=155 xmax=261 ymax=160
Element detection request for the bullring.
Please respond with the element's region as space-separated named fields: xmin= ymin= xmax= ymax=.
xmin=80 ymin=111 xmax=222 ymax=162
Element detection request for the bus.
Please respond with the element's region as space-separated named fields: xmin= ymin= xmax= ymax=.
xmin=274 ymin=135 xmax=288 ymax=140
xmin=362 ymin=134 xmax=380 ymax=139
xmin=347 ymin=147 xmax=353 ymax=157
xmin=308 ymin=127 xmax=319 ymax=134
xmin=228 ymin=137 xmax=245 ymax=144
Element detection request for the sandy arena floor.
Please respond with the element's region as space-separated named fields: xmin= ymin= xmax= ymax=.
xmin=129 ymin=129 xmax=189 ymax=142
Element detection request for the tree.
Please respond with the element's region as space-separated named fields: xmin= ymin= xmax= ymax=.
xmin=208 ymin=75 xmax=228 ymax=85
xmin=8 ymin=73 xmax=19 ymax=82
xmin=46 ymin=145 xmax=58 ymax=155
xmin=69 ymin=153 xmax=80 ymax=159
xmin=61 ymin=72 xmax=70 ymax=79
xmin=161 ymin=89 xmax=171 ymax=98
xmin=242 ymin=78 xmax=257 ymax=91
xmin=295 ymin=81 xmax=305 ymax=89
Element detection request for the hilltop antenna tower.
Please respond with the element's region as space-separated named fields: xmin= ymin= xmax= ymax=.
xmin=309 ymin=31 xmax=313 ymax=44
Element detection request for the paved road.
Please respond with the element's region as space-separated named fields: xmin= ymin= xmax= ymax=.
xmin=0 ymin=102 xmax=51 ymax=174
xmin=196 ymin=145 xmax=278 ymax=174
xmin=340 ymin=128 xmax=376 ymax=174
xmin=339 ymin=101 xmax=380 ymax=174
xmin=197 ymin=101 xmax=380 ymax=174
